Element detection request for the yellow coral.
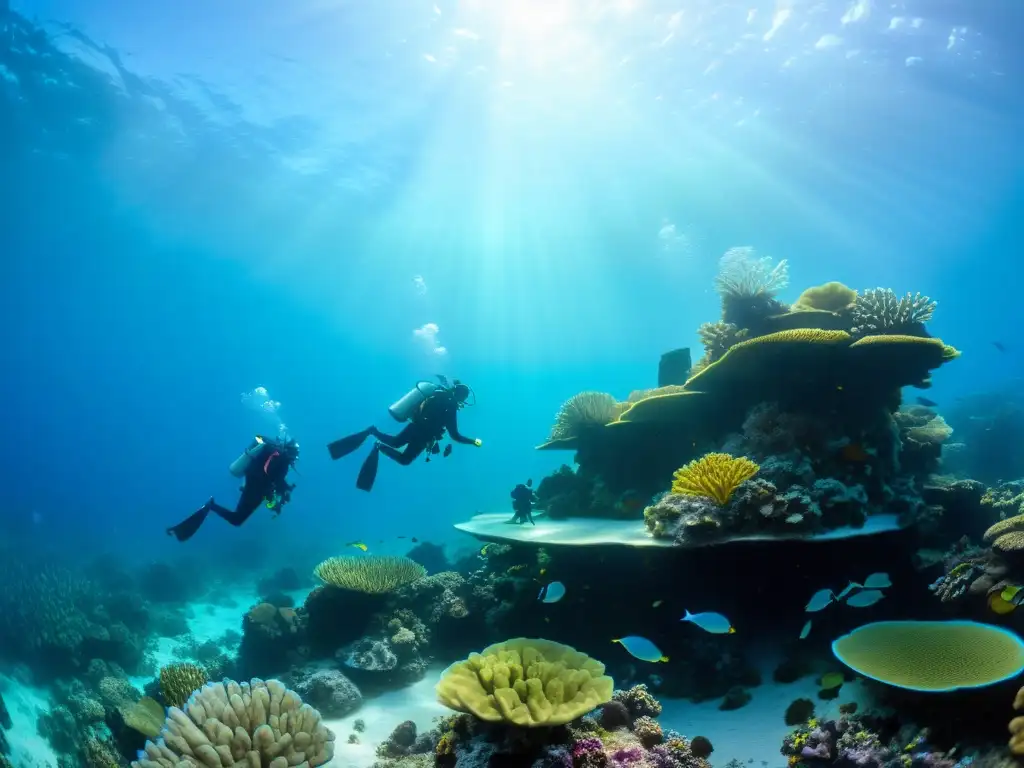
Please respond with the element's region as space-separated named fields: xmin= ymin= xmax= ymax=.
xmin=435 ymin=637 xmax=613 ymax=727
xmin=120 ymin=697 xmax=165 ymax=739
xmin=547 ymin=392 xmax=623 ymax=442
xmin=984 ymin=514 xmax=1024 ymax=543
xmin=793 ymin=282 xmax=858 ymax=314
xmin=671 ymin=453 xmax=759 ymax=506
xmin=994 ymin=532 xmax=1024 ymax=555
xmin=158 ymin=663 xmax=207 ymax=709
xmin=1010 ymin=686 xmax=1024 ymax=755
xmin=314 ymin=555 xmax=425 ymax=594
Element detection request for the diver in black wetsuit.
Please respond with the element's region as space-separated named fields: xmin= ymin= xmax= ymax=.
xmin=167 ymin=436 xmax=299 ymax=542
xmin=509 ymin=479 xmax=537 ymax=525
xmin=327 ymin=378 xmax=481 ymax=492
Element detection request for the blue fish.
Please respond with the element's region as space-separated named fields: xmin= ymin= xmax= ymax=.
xmin=799 ymin=620 xmax=812 ymax=640
xmin=845 ymin=589 xmax=886 ymax=608
xmin=538 ymin=581 xmax=566 ymax=604
xmin=806 ymin=589 xmax=835 ymax=612
xmin=862 ymin=572 xmax=892 ymax=589
xmin=680 ymin=610 xmax=735 ymax=634
xmin=612 ymin=636 xmax=668 ymax=663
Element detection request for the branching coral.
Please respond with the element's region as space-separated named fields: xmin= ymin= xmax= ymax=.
xmin=851 ymin=288 xmax=937 ymax=336
xmin=131 ymin=678 xmax=335 ymax=768
xmin=435 ymin=637 xmax=613 ymax=727
xmin=159 ymin=663 xmax=208 ymax=709
xmin=671 ymin=453 xmax=759 ymax=506
xmin=714 ymin=247 xmax=789 ymax=298
xmin=696 ymin=322 xmax=748 ymax=368
xmin=547 ymin=392 xmax=622 ymax=442
xmin=314 ymin=555 xmax=426 ymax=594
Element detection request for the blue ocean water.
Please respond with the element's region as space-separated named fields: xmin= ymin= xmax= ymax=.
xmin=2 ymin=1 xmax=1024 ymax=766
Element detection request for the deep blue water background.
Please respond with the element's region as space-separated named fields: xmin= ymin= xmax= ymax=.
xmin=2 ymin=0 xmax=1023 ymax=572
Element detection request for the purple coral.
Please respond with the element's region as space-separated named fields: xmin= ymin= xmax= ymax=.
xmin=572 ymin=738 xmax=608 ymax=768
xmin=609 ymin=745 xmax=647 ymax=766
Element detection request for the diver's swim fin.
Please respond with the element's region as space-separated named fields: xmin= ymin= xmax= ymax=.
xmin=167 ymin=500 xmax=212 ymax=542
xmin=356 ymin=443 xmax=380 ymax=492
xmin=328 ymin=429 xmax=371 ymax=461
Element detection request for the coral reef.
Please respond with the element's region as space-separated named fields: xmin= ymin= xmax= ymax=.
xmin=372 ymin=684 xmax=709 ymax=768
xmin=131 ymin=678 xmax=335 ymax=768
xmin=782 ymin=713 xmax=954 ymax=768
xmin=158 ymin=663 xmax=208 ymax=709
xmin=546 ymin=392 xmax=623 ymax=444
xmin=670 ymin=453 xmax=760 ymax=506
xmin=851 ymin=288 xmax=936 ymax=337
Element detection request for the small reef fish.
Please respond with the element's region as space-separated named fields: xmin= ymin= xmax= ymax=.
xmin=799 ymin=620 xmax=812 ymax=640
xmin=805 ymin=589 xmax=835 ymax=613
xmin=538 ymin=581 xmax=566 ymax=604
xmin=480 ymin=544 xmax=494 ymax=556
xmin=1002 ymin=585 xmax=1024 ymax=606
xmin=345 ymin=541 xmax=368 ymax=552
xmin=989 ymin=592 xmax=1017 ymax=615
xmin=652 ymin=600 xmax=664 ymax=608
xmin=994 ymin=341 xmax=1007 ymax=353
xmin=680 ymin=610 xmax=735 ymax=634
xmin=819 ymin=672 xmax=845 ymax=690
xmin=612 ymin=636 xmax=669 ymax=663
xmin=915 ymin=396 xmax=939 ymax=407
xmin=845 ymin=589 xmax=886 ymax=608
xmin=862 ymin=572 xmax=892 ymax=589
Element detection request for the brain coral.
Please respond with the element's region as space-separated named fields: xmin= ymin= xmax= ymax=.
xmin=131 ymin=678 xmax=335 ymax=768
xmin=436 ymin=637 xmax=613 ymax=727
xmin=832 ymin=620 xmax=1024 ymax=692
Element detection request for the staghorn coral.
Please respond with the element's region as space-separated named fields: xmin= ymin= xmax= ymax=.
xmin=851 ymin=287 xmax=937 ymax=336
xmin=696 ymin=322 xmax=747 ymax=368
xmin=159 ymin=663 xmax=208 ymax=709
xmin=670 ymin=453 xmax=759 ymax=506
xmin=714 ymin=247 xmax=789 ymax=299
xmin=547 ymin=392 xmax=622 ymax=442
xmin=131 ymin=678 xmax=335 ymax=768
xmin=435 ymin=637 xmax=613 ymax=727
xmin=314 ymin=555 xmax=426 ymax=594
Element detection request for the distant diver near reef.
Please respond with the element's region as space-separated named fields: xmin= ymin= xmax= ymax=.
xmin=509 ymin=479 xmax=538 ymax=525
xmin=327 ymin=375 xmax=482 ymax=492
xmin=167 ymin=435 xmax=299 ymax=542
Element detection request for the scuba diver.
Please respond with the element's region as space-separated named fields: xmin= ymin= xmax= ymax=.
xmin=327 ymin=375 xmax=482 ymax=492
xmin=509 ymin=479 xmax=538 ymax=525
xmin=167 ymin=435 xmax=299 ymax=542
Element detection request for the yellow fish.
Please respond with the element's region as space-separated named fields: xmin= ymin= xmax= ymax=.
xmin=346 ymin=541 xmax=368 ymax=552
xmin=480 ymin=544 xmax=493 ymax=556
xmin=540 ymin=569 xmax=547 ymax=576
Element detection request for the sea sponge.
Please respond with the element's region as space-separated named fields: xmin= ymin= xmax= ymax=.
xmin=547 ymin=392 xmax=622 ymax=442
xmin=832 ymin=620 xmax=1024 ymax=691
xmin=793 ymin=282 xmax=858 ymax=314
xmin=671 ymin=453 xmax=760 ymax=506
xmin=314 ymin=555 xmax=425 ymax=594
xmin=159 ymin=663 xmax=208 ymax=709
xmin=435 ymin=637 xmax=613 ymax=727
xmin=130 ymin=678 xmax=335 ymax=768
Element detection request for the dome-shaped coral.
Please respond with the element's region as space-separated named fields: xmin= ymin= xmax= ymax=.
xmin=793 ymin=282 xmax=858 ymax=314
xmin=436 ymin=637 xmax=613 ymax=727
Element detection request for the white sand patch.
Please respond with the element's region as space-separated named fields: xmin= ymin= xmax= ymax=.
xmin=1 ymin=675 xmax=60 ymax=768
xmin=324 ymin=669 xmax=449 ymax=768
xmin=659 ymin=673 xmax=876 ymax=767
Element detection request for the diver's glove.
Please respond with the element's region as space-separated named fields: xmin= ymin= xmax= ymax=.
xmin=473 ymin=438 xmax=483 ymax=447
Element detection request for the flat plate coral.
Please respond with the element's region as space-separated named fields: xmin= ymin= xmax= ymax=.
xmin=453 ymin=513 xmax=905 ymax=548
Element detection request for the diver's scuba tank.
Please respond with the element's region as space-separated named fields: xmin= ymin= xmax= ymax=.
xmin=388 ymin=381 xmax=442 ymax=422
xmin=229 ymin=436 xmax=266 ymax=478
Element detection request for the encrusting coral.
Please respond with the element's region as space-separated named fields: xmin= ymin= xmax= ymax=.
xmin=435 ymin=637 xmax=613 ymax=727
xmin=131 ymin=678 xmax=335 ymax=768
xmin=314 ymin=555 xmax=426 ymax=594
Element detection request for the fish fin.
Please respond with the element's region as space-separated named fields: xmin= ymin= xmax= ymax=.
xmin=611 ymin=638 xmax=621 ymax=644
xmin=682 ymin=609 xmax=692 ymax=620
xmin=728 ymin=627 xmax=736 ymax=634
xmin=660 ymin=656 xmax=670 ymax=662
